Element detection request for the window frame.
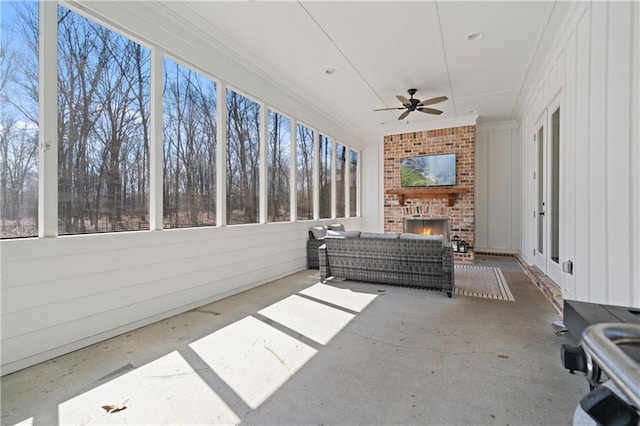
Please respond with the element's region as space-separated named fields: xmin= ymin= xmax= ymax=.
xmin=6 ymin=2 xmax=362 ymax=240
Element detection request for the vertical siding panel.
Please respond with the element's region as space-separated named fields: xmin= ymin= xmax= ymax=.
xmin=524 ymin=115 xmax=535 ymax=261
xmin=563 ymin=34 xmax=578 ymax=298
xmin=475 ymin=132 xmax=489 ymax=248
xmin=520 ymin=120 xmax=530 ymax=259
xmin=588 ymin=2 xmax=608 ymax=303
xmin=632 ymin=2 xmax=640 ymax=308
xmin=511 ymin=128 xmax=522 ymax=251
xmin=488 ymin=130 xmax=512 ymax=249
xmin=574 ymin=11 xmax=591 ymax=301
xmin=605 ymin=2 xmax=633 ymax=305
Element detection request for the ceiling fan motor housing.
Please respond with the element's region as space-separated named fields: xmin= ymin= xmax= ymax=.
xmin=406 ymin=89 xmax=419 ymax=110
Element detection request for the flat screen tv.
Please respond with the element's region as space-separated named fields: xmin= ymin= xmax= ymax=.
xmin=400 ymin=153 xmax=456 ymax=187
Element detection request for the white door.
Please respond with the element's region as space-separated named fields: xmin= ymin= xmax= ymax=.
xmin=534 ymin=112 xmax=547 ymax=272
xmin=534 ymin=100 xmax=563 ymax=284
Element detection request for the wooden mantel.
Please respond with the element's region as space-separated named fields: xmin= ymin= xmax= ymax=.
xmin=386 ymin=187 xmax=469 ymax=207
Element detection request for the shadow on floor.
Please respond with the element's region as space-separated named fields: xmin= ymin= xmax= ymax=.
xmin=1 ymin=257 xmax=587 ymax=425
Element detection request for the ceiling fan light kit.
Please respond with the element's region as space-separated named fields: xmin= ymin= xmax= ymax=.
xmin=374 ymin=88 xmax=448 ymax=120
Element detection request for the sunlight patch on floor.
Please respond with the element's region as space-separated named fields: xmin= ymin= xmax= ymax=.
xmin=259 ymin=294 xmax=356 ymax=345
xmin=189 ymin=316 xmax=317 ymax=409
xmin=58 ymin=351 xmax=240 ymax=425
xmin=299 ymin=283 xmax=378 ymax=312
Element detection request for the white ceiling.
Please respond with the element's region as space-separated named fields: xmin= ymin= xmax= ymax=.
xmin=158 ymin=1 xmax=570 ymax=141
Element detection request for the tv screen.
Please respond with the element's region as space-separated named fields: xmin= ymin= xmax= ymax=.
xmin=400 ymin=153 xmax=456 ymax=187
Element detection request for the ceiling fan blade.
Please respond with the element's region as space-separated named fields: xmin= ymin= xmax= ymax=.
xmin=398 ymin=110 xmax=411 ymax=120
xmin=419 ymin=96 xmax=448 ymax=106
xmin=373 ymin=107 xmax=405 ymax=111
xmin=418 ymin=107 xmax=443 ymax=115
xmin=396 ymin=95 xmax=410 ymax=105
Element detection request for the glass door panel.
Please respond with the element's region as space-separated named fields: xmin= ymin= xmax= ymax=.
xmin=550 ymin=107 xmax=560 ymax=264
xmin=537 ymin=126 xmax=545 ymax=255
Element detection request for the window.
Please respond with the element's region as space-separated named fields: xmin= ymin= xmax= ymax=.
xmin=296 ymin=124 xmax=314 ymax=220
xmin=349 ymin=149 xmax=358 ymax=217
xmin=335 ymin=143 xmax=346 ymax=218
xmin=318 ymin=134 xmax=332 ymax=219
xmin=267 ymin=110 xmax=291 ymax=222
xmin=226 ymin=89 xmax=260 ymax=225
xmin=0 ymin=1 xmax=39 ymax=238
xmin=3 ymin=3 xmax=363 ymax=238
xmin=57 ymin=6 xmax=150 ymax=235
xmin=163 ymin=58 xmax=217 ymax=228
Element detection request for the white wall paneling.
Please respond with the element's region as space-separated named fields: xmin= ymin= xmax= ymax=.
xmin=518 ymin=3 xmax=639 ymax=307
xmin=361 ymin=140 xmax=383 ymax=233
xmin=573 ymin=9 xmax=591 ymax=302
xmin=605 ymin=2 xmax=633 ymax=305
xmin=588 ymin=1 xmax=608 ymax=303
xmin=1 ymin=217 xmax=362 ymax=374
xmin=510 ymin=127 xmax=521 ymax=251
xmin=475 ymin=122 xmax=521 ymax=253
xmin=561 ymin=32 xmax=577 ymax=299
xmin=475 ymin=132 xmax=489 ymax=248
xmin=632 ymin=0 xmax=640 ymax=308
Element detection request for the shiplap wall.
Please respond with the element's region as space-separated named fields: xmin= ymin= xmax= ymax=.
xmin=519 ymin=2 xmax=639 ymax=307
xmin=475 ymin=123 xmax=521 ymax=253
xmin=1 ymin=219 xmax=361 ymax=374
xmin=361 ymin=141 xmax=384 ymax=233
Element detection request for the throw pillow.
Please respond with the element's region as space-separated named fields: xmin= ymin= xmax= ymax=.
xmin=310 ymin=226 xmax=327 ymax=239
xmin=326 ymin=230 xmax=361 ymax=239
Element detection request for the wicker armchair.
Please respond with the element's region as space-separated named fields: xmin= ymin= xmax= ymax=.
xmin=319 ymin=236 xmax=454 ymax=297
xmin=307 ymin=224 xmax=345 ymax=269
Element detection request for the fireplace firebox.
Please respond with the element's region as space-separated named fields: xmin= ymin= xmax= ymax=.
xmin=404 ymin=218 xmax=450 ymax=241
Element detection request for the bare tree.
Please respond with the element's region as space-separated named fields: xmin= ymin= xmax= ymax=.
xmin=318 ymin=135 xmax=331 ymax=218
xmin=268 ymin=111 xmax=290 ymax=222
xmin=0 ymin=3 xmax=38 ymax=238
xmin=226 ymin=91 xmax=259 ymax=224
xmin=349 ymin=150 xmax=358 ymax=217
xmin=163 ymin=59 xmax=217 ymax=228
xmin=296 ymin=125 xmax=313 ymax=220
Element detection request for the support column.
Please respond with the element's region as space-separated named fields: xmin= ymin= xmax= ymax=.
xmin=38 ymin=1 xmax=58 ymax=238
xmin=149 ymin=49 xmax=163 ymax=231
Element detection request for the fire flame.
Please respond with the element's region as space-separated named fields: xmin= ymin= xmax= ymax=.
xmin=420 ymin=228 xmax=432 ymax=235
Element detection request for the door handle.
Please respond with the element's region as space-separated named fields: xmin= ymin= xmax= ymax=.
xmin=539 ymin=211 xmax=545 ymax=216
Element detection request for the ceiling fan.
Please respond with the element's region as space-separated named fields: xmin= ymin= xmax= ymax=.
xmin=374 ymin=88 xmax=448 ymax=120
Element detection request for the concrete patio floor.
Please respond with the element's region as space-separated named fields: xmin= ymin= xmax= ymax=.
xmin=1 ymin=256 xmax=587 ymax=425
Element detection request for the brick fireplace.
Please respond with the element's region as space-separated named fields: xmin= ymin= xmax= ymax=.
xmin=384 ymin=125 xmax=476 ymax=263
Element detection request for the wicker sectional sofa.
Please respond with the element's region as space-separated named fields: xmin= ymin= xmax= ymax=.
xmin=319 ymin=232 xmax=454 ymax=297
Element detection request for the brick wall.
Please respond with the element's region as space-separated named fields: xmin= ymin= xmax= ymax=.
xmin=383 ymin=125 xmax=476 ymax=263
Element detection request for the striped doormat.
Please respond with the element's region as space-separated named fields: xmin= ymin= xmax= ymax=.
xmin=454 ymin=264 xmax=515 ymax=301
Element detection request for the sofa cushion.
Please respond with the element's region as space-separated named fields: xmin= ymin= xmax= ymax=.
xmin=329 ymin=223 xmax=345 ymax=232
xmin=399 ymin=233 xmax=444 ymax=243
xmin=326 ymin=230 xmax=361 ymax=239
xmin=310 ymin=226 xmax=328 ymax=239
xmin=360 ymin=232 xmax=400 ymax=239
